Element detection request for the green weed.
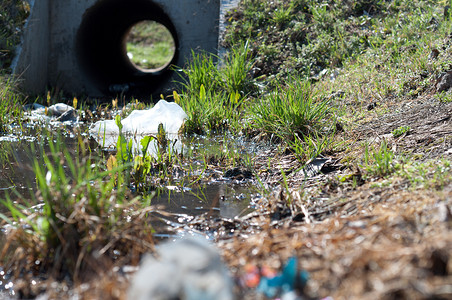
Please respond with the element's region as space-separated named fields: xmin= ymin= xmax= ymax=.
xmin=362 ymin=141 xmax=399 ymax=178
xmin=288 ymin=132 xmax=332 ymax=164
xmin=0 ymin=0 xmax=29 ymax=70
xmin=178 ymin=86 xmax=242 ymax=135
xmin=177 ymin=43 xmax=257 ymax=135
xmin=107 ymin=115 xmax=183 ymax=191
xmin=179 ymin=51 xmax=220 ymax=96
xmin=435 ymin=91 xmax=452 ymax=103
xmin=0 ymin=76 xmax=23 ymax=132
xmin=392 ymin=126 xmax=411 ymax=138
xmin=218 ymin=42 xmax=257 ymax=97
xmin=399 ymin=159 xmax=452 ymax=190
xmin=0 ymin=135 xmax=155 ymax=281
xmin=248 ymin=77 xmax=331 ymax=140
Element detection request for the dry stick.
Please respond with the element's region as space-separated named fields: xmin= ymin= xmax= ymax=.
xmin=294 ymin=191 xmax=311 ymax=224
xmin=300 ymin=204 xmax=311 ymax=224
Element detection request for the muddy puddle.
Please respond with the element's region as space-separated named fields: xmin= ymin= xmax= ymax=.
xmin=0 ymin=106 xmax=263 ymax=297
xmin=0 ymin=120 xmax=259 ymax=221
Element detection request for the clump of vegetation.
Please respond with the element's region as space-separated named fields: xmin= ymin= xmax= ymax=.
xmin=180 ymin=44 xmax=257 ymax=98
xmin=362 ymin=141 xmax=399 ymax=178
xmin=179 ymin=44 xmax=333 ymax=164
xmin=224 ymin=0 xmax=444 ymax=81
xmin=0 ymin=136 xmax=155 ymax=284
xmin=0 ymin=0 xmax=29 ymax=70
xmin=177 ymin=86 xmax=242 ymax=135
xmin=178 ymin=44 xmax=256 ymax=135
xmin=248 ymin=77 xmax=330 ymax=139
xmin=0 ymin=77 xmax=23 ymax=132
xmin=392 ymin=125 xmax=410 ymax=138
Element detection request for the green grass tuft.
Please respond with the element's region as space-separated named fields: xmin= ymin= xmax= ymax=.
xmin=0 ymin=76 xmax=23 ymax=132
xmin=0 ymin=135 xmax=155 ymax=281
xmin=248 ymin=77 xmax=331 ymax=139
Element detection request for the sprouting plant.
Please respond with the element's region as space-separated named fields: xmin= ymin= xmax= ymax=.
xmin=311 ymin=3 xmax=329 ymax=24
xmin=179 ymin=84 xmax=242 ymax=135
xmin=435 ymin=91 xmax=452 ymax=103
xmin=110 ymin=121 xmax=183 ymax=190
xmin=157 ymin=123 xmax=168 ymax=153
xmin=280 ymin=168 xmax=291 ymax=205
xmin=178 ymin=51 xmax=220 ymax=96
xmin=392 ymin=125 xmax=410 ymax=138
xmin=272 ymin=2 xmax=294 ymax=26
xmin=288 ymin=132 xmax=332 ymax=164
xmin=363 ymin=141 xmax=398 ymax=178
xmin=114 ymin=115 xmax=134 ymax=186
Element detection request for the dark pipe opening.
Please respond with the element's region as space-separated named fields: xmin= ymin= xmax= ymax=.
xmin=76 ymin=0 xmax=179 ymax=99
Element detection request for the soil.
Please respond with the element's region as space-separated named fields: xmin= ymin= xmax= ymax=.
xmin=211 ymin=91 xmax=452 ymax=298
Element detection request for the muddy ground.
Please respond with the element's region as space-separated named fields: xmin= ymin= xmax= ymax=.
xmin=214 ymin=97 xmax=452 ymax=299
xmin=45 ymin=90 xmax=450 ymax=300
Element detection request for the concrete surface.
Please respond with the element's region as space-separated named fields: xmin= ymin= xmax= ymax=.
xmin=13 ymin=0 xmax=221 ymax=99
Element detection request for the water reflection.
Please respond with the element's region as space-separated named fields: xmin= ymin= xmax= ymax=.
xmin=0 ymin=131 xmax=255 ymax=222
xmin=153 ymin=183 xmax=253 ymax=220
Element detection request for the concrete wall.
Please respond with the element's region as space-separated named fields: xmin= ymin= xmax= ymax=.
xmin=13 ymin=0 xmax=221 ymax=99
xmin=12 ymin=0 xmax=49 ymax=94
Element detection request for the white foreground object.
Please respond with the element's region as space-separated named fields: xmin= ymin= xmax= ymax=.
xmin=128 ymin=237 xmax=234 ymax=300
xmin=90 ymin=100 xmax=188 ymax=136
xmin=89 ymin=100 xmax=188 ymax=156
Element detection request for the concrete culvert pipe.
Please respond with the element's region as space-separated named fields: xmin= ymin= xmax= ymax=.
xmin=13 ymin=0 xmax=220 ymax=99
xmin=76 ymin=0 xmax=179 ymax=98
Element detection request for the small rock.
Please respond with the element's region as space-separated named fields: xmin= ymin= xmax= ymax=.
xmin=23 ymin=103 xmax=45 ymax=111
xmin=224 ymin=167 xmax=252 ymax=180
xmin=436 ymin=71 xmax=452 ymax=92
xmin=300 ymin=157 xmax=331 ymax=177
xmin=367 ymin=102 xmax=378 ymax=111
xmin=428 ymin=49 xmax=440 ymax=60
xmin=56 ymin=109 xmax=77 ymax=122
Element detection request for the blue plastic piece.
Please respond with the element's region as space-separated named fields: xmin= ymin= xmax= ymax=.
xmin=257 ymin=257 xmax=309 ymax=298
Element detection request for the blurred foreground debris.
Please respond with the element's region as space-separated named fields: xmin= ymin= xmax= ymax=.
xmin=128 ymin=236 xmax=234 ymax=300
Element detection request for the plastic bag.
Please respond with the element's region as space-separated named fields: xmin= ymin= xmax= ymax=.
xmin=90 ymin=100 xmax=187 ymax=136
xmin=89 ymin=100 xmax=188 ymax=156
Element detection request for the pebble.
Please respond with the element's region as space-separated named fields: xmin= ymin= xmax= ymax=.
xmin=436 ymin=71 xmax=452 ymax=92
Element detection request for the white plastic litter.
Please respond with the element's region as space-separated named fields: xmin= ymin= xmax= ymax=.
xmin=127 ymin=237 xmax=234 ymax=300
xmin=89 ymin=100 xmax=188 ymax=156
xmin=90 ymin=100 xmax=188 ymax=136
